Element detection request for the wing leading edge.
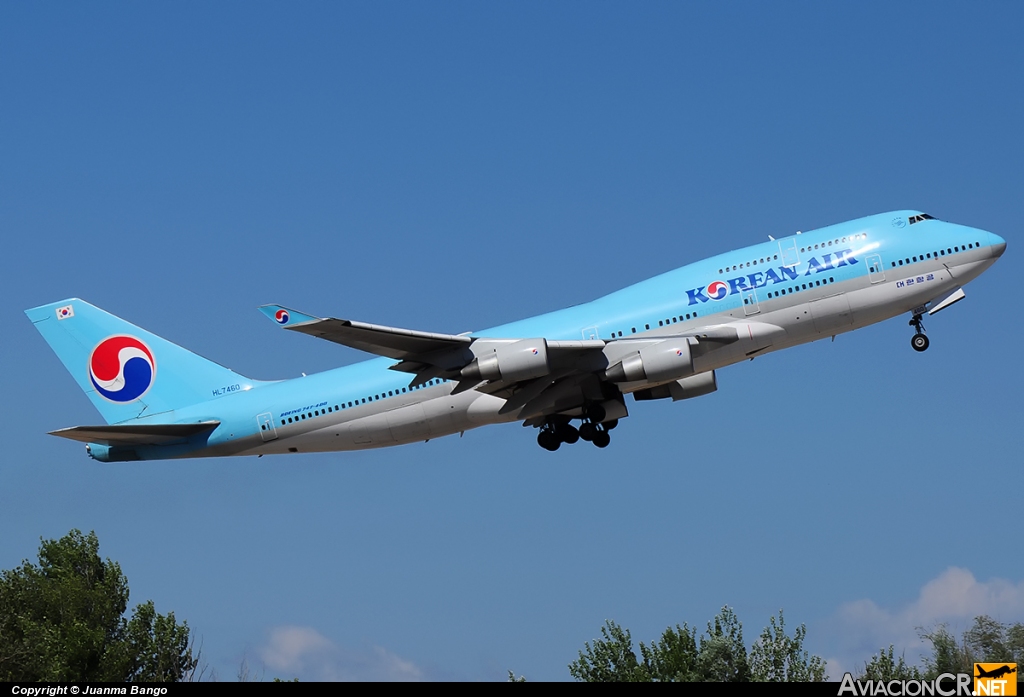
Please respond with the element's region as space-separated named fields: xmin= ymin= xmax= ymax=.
xmin=258 ymin=304 xmax=471 ymax=361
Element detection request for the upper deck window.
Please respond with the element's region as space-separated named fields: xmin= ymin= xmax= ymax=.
xmin=908 ymin=213 xmax=936 ymax=225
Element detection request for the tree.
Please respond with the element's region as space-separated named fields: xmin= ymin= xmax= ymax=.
xmin=859 ymin=645 xmax=922 ymax=682
xmin=569 ymin=607 xmax=825 ymax=682
xmin=749 ymin=609 xmax=827 ymax=682
xmin=918 ymin=616 xmax=1024 ymax=680
xmin=568 ymin=620 xmax=646 ymax=682
xmin=964 ymin=615 xmax=1019 ymax=665
xmin=639 ymin=623 xmax=700 ymax=682
xmin=0 ymin=530 xmax=196 ymax=682
xmin=694 ymin=606 xmax=750 ymax=682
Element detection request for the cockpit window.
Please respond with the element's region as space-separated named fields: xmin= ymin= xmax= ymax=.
xmin=909 ymin=213 xmax=937 ymax=224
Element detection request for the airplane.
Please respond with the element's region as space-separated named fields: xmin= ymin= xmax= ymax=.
xmin=975 ymin=665 xmax=1016 ymax=680
xmin=26 ymin=210 xmax=1005 ymax=460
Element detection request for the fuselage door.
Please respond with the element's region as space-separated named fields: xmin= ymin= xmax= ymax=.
xmin=742 ymin=289 xmax=760 ymax=315
xmin=779 ymin=238 xmax=800 ymax=268
xmin=866 ymin=254 xmax=886 ymax=284
xmin=582 ymin=326 xmax=599 ymax=340
xmin=257 ymin=412 xmax=278 ymax=441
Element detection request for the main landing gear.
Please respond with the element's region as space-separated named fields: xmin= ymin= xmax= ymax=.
xmin=909 ymin=313 xmax=930 ymax=352
xmin=536 ymin=403 xmax=618 ymax=451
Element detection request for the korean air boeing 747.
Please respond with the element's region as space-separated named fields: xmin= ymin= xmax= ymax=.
xmin=27 ymin=211 xmax=1005 ymax=459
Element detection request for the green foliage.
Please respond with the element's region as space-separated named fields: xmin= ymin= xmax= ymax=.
xmin=918 ymin=616 xmax=1024 ymax=680
xmin=569 ymin=607 xmax=825 ymax=682
xmin=859 ymin=645 xmax=922 ymax=682
xmin=568 ymin=620 xmax=646 ymax=682
xmin=964 ymin=615 xmax=1019 ymax=665
xmin=919 ymin=624 xmax=970 ymax=679
xmin=749 ymin=609 xmax=827 ymax=682
xmin=0 ymin=530 xmax=196 ymax=682
xmin=639 ymin=623 xmax=699 ymax=681
xmin=695 ymin=606 xmax=750 ymax=682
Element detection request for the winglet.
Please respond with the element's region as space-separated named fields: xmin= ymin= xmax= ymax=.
xmin=258 ymin=304 xmax=321 ymax=328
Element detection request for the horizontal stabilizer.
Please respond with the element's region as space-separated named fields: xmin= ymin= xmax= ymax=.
xmin=50 ymin=421 xmax=221 ymax=446
xmin=258 ymin=304 xmax=471 ymax=360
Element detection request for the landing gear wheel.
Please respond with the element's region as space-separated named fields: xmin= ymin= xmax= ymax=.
xmin=584 ymin=403 xmax=606 ymax=423
xmin=604 ymin=419 xmax=618 ymax=431
xmin=557 ymin=423 xmax=580 ymax=444
xmin=908 ymin=313 xmax=929 ymax=352
xmin=579 ymin=422 xmax=597 ymax=442
xmin=592 ymin=429 xmax=611 ymax=448
xmin=537 ymin=430 xmax=560 ymax=451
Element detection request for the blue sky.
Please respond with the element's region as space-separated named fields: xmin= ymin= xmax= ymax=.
xmin=2 ymin=3 xmax=1022 ymax=681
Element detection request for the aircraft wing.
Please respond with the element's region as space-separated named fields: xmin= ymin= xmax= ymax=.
xmin=258 ymin=305 xmax=471 ymax=361
xmin=258 ymin=302 xmax=773 ymax=419
xmin=259 ymin=304 xmax=616 ymax=388
xmin=50 ymin=421 xmax=221 ymax=446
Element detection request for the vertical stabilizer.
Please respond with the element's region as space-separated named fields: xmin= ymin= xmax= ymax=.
xmin=25 ymin=299 xmax=254 ymax=424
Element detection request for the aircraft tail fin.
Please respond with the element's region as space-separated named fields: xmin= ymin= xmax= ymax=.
xmin=25 ymin=299 xmax=254 ymax=424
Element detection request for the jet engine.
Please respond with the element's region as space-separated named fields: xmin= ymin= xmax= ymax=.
xmin=461 ymin=339 xmax=550 ymax=383
xmin=604 ymin=340 xmax=694 ymax=384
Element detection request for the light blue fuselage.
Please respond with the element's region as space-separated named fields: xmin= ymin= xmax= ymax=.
xmin=62 ymin=210 xmax=1007 ymax=461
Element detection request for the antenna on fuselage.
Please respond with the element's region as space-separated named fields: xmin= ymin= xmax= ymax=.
xmin=767 ymin=235 xmax=775 ymax=241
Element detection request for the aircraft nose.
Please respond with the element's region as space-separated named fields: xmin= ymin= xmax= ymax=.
xmin=990 ymin=232 xmax=1007 ymax=258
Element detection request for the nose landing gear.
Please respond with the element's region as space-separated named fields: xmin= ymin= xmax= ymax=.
xmin=909 ymin=313 xmax=930 ymax=352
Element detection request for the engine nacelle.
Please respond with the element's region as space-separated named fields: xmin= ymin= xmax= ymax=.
xmin=85 ymin=443 xmax=140 ymax=462
xmin=462 ymin=339 xmax=550 ymax=383
xmin=668 ymin=371 xmax=717 ymax=401
xmin=632 ymin=370 xmax=717 ymax=402
xmin=604 ymin=339 xmax=694 ymax=384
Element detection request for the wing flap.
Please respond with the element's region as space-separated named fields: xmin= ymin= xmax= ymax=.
xmin=50 ymin=421 xmax=221 ymax=446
